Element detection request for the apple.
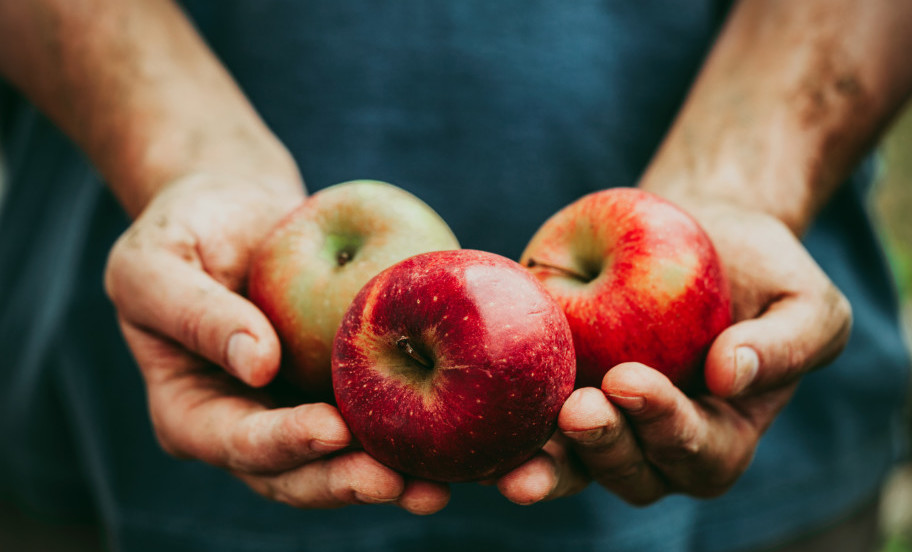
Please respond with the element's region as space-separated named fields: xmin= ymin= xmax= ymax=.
xmin=519 ymin=188 xmax=731 ymax=391
xmin=248 ymin=180 xmax=460 ymax=398
xmin=332 ymin=249 xmax=576 ymax=482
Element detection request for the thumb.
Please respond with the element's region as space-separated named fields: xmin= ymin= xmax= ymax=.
xmin=704 ymin=285 xmax=852 ymax=398
xmin=106 ymin=248 xmax=281 ymax=387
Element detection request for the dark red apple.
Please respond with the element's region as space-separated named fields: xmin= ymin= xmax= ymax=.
xmin=520 ymin=188 xmax=731 ymax=391
xmin=332 ymin=249 xmax=576 ymax=482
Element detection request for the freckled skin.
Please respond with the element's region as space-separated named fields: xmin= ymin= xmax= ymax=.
xmin=332 ymin=250 xmax=576 ymax=482
xmin=521 ymin=188 xmax=731 ymax=391
xmin=248 ymin=181 xmax=459 ymax=399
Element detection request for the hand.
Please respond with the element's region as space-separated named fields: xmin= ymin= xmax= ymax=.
xmin=496 ymin=203 xmax=852 ymax=505
xmin=104 ymin=173 xmax=450 ymax=514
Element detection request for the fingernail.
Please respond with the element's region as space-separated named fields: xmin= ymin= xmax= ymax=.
xmin=227 ymin=331 xmax=257 ymax=381
xmin=732 ymin=346 xmax=759 ymax=395
xmin=310 ymin=439 xmax=347 ymax=453
xmin=354 ymin=492 xmax=398 ymax=505
xmin=606 ymin=393 xmax=645 ymax=413
xmin=563 ymin=427 xmax=606 ymax=444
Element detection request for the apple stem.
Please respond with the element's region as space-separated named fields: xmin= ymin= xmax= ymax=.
xmin=396 ymin=336 xmax=433 ymax=370
xmin=337 ymin=250 xmax=353 ymax=266
xmin=525 ymin=258 xmax=589 ymax=281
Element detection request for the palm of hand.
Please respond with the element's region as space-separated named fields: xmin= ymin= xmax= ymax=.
xmin=497 ymin=204 xmax=851 ymax=505
xmin=105 ymin=174 xmax=450 ymax=514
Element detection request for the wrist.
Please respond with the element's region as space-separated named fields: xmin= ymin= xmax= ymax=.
xmin=108 ymin=117 xmax=303 ymax=218
xmin=638 ymin=0 xmax=912 ymax=235
xmin=0 ymin=0 xmax=302 ymax=218
xmin=638 ymin=153 xmax=817 ymax=236
xmin=87 ymin=36 xmax=302 ymax=217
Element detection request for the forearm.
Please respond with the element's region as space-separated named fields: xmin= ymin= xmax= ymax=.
xmin=641 ymin=0 xmax=912 ymax=233
xmin=0 ymin=0 xmax=299 ymax=217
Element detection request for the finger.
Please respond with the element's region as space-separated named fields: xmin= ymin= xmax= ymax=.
xmin=221 ymin=402 xmax=353 ymax=473
xmin=496 ymin=454 xmax=556 ymax=505
xmin=496 ymin=436 xmax=591 ymax=505
xmin=107 ymin=246 xmax=281 ymax=387
xmin=396 ymin=479 xmax=452 ymax=515
xmin=238 ymin=452 xmax=409 ymax=509
xmin=704 ymin=283 xmax=852 ymax=397
xmin=559 ymin=387 xmax=667 ymax=505
xmin=603 ymin=363 xmax=757 ymax=497
xmin=122 ymin=321 xmax=350 ymax=472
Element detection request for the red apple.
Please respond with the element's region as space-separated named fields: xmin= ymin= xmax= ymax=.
xmin=519 ymin=188 xmax=731 ymax=391
xmin=249 ymin=180 xmax=459 ymax=398
xmin=332 ymin=249 xmax=576 ymax=482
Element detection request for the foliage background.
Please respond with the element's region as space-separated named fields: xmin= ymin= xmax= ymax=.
xmin=875 ymin=104 xmax=912 ymax=551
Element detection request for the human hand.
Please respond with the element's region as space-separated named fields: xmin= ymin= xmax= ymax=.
xmin=496 ymin=202 xmax=851 ymax=505
xmin=104 ymin=173 xmax=450 ymax=514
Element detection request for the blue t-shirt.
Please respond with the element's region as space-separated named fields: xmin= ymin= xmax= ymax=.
xmin=0 ymin=3 xmax=908 ymax=551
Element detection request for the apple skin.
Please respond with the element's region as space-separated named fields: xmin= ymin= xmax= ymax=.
xmin=332 ymin=249 xmax=576 ymax=482
xmin=248 ymin=180 xmax=459 ymax=399
xmin=520 ymin=188 xmax=731 ymax=391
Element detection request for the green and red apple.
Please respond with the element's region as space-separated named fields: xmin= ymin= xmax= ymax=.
xmin=520 ymin=188 xmax=731 ymax=391
xmin=248 ymin=180 xmax=460 ymax=398
xmin=332 ymin=249 xmax=576 ymax=482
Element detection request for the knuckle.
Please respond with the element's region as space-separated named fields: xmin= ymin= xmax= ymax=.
xmin=805 ymin=283 xmax=854 ymax=371
xmin=241 ymin=473 xmax=336 ymax=511
xmin=623 ymin=489 xmax=664 ymax=507
xmin=227 ymin=425 xmax=259 ymax=470
xmin=234 ymin=472 xmax=279 ymax=504
xmin=265 ymin=478 xmax=307 ymax=509
xmin=227 ymin=415 xmax=290 ymax=472
xmin=279 ymin=409 xmax=306 ymax=444
xmin=103 ymin=237 xmax=130 ymax=303
xmin=146 ymin=402 xmax=184 ymax=458
xmin=680 ymin=444 xmax=756 ymax=499
xmin=273 ymin=487 xmax=307 ymax=510
xmin=175 ymin=305 xmax=206 ymax=352
xmin=256 ymin=481 xmax=281 ymax=504
xmin=688 ymin=469 xmax=743 ymax=499
xmin=327 ymin=469 xmax=359 ymax=505
xmin=722 ymin=447 xmax=755 ymax=486
xmin=595 ymin=464 xmax=665 ymax=506
xmin=292 ymin=403 xmax=348 ymax=444
xmin=104 ymin=223 xmax=151 ymax=301
xmin=594 ymin=459 xmax=647 ymax=485
xmin=296 ymin=402 xmax=337 ymax=424
xmin=274 ymin=494 xmax=306 ymax=509
xmin=289 ymin=403 xmax=336 ymax=436
xmin=646 ymin=431 xmax=702 ymax=465
xmin=251 ymin=466 xmax=341 ymax=510
xmin=782 ymin=340 xmax=804 ymax=376
xmin=830 ymin=286 xmax=852 ymax=318
xmin=829 ymin=287 xmax=853 ymax=346
xmin=152 ymin=426 xmax=188 ymax=460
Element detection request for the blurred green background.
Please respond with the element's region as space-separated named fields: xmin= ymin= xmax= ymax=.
xmin=875 ymin=105 xmax=912 ymax=552
xmin=876 ymin=106 xmax=912 ymax=308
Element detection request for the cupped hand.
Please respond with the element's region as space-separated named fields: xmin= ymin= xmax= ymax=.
xmin=496 ymin=203 xmax=851 ymax=505
xmin=104 ymin=173 xmax=450 ymax=514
